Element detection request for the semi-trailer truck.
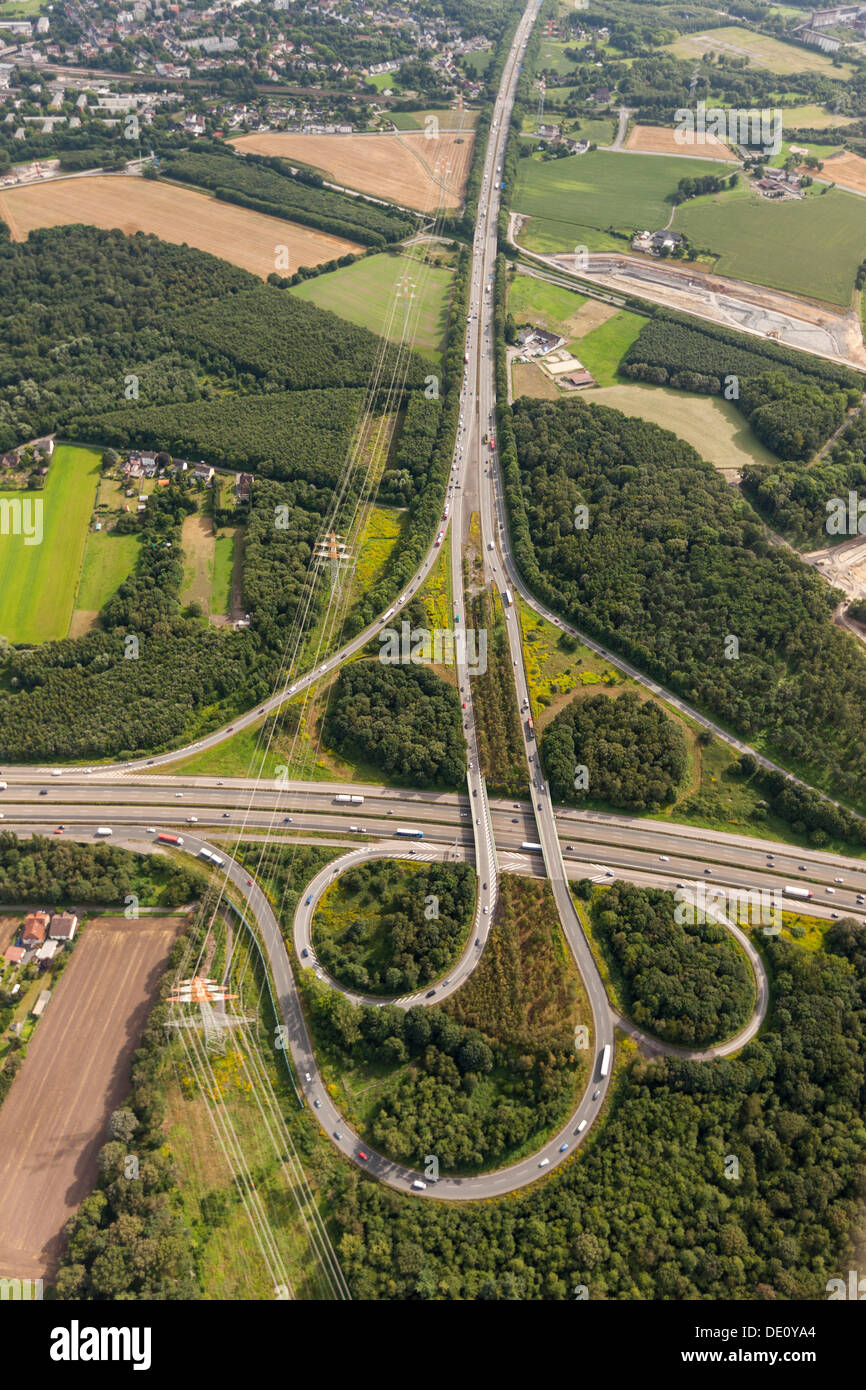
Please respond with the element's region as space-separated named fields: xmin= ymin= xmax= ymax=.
xmin=599 ymin=1044 xmax=611 ymax=1078
xmin=334 ymin=794 xmax=364 ymax=805
xmin=783 ymin=885 xmax=813 ymax=900
xmin=157 ymin=832 xmax=184 ymax=846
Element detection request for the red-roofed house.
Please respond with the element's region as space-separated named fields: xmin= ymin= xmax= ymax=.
xmin=22 ymin=912 xmax=49 ymax=948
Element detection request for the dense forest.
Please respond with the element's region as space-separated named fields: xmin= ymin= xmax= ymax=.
xmin=312 ymin=860 xmax=475 ymax=995
xmin=500 ymin=395 xmax=866 ymax=810
xmin=332 ymin=923 xmax=866 ymax=1298
xmin=305 ymin=874 xmax=584 ymax=1172
xmin=0 ymin=832 xmax=204 ymax=907
xmin=589 ymin=882 xmax=755 ymax=1048
xmin=160 ymin=148 xmax=415 ymax=249
xmin=0 ymin=228 xmax=444 ymax=759
xmin=742 ymin=408 xmax=866 ymax=546
xmin=542 ymin=690 xmax=687 ymax=812
xmin=622 ymin=315 xmax=860 ymax=461
xmin=323 ymin=660 xmax=466 ymax=788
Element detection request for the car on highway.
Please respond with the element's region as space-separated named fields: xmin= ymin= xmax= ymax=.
xmin=835 ymin=876 xmax=844 ymax=884
xmin=334 ymin=1132 xmax=343 ymax=1141
xmin=704 ymin=867 xmax=712 ymax=875
xmin=826 ymin=887 xmax=835 ymax=894
xmin=223 ymin=812 xmax=230 ymax=818
xmin=313 ymin=1098 xmax=321 ymax=1109
xmin=146 ymin=827 xmax=156 ymax=833
xmin=483 ymin=906 xmax=489 ymax=915
xmin=227 ymin=726 xmax=234 ymax=732
xmin=512 ymin=818 xmax=518 ymax=823
xmin=187 ymin=816 xmax=198 ymax=823
xmin=659 ymin=855 xmax=669 ymax=862
xmin=425 ymin=989 xmax=436 ymax=998
xmin=54 ymin=827 xmax=63 ymax=834
xmin=358 ymin=1151 xmax=369 ymax=1162
xmin=576 ymin=1120 xmax=588 ymax=1134
xmin=559 ymin=1143 xmax=569 ymax=1153
xmin=39 ymin=789 xmax=47 ymax=796
xmin=538 ymin=1158 xmax=550 ymax=1168
xmin=592 ymin=1090 xmax=600 ymax=1100
xmin=247 ymin=878 xmax=253 ymax=886
xmin=301 ymin=948 xmax=308 ymax=958
xmin=304 ymin=1071 xmax=311 ymax=1082
xmin=305 ymin=895 xmax=312 ymax=905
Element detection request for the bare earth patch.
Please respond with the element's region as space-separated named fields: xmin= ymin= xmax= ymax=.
xmin=67 ymin=610 xmax=98 ymax=639
xmin=231 ymin=131 xmax=474 ymax=212
xmin=565 ymin=299 xmax=618 ymax=336
xmin=512 ymin=361 xmax=562 ymax=401
xmin=0 ymin=174 xmax=361 ymax=277
xmin=181 ymin=513 xmax=216 ymax=612
xmin=0 ymin=914 xmax=186 ymax=1280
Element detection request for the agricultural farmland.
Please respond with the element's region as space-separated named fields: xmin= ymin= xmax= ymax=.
xmin=512 ymin=150 xmax=730 ymax=254
xmin=667 ymin=26 xmax=855 ymax=78
xmin=290 ymin=252 xmax=453 ymax=359
xmin=231 ymin=131 xmax=474 ymax=212
xmin=0 ymin=175 xmax=361 ymax=278
xmin=0 ymin=914 xmax=185 ymax=1280
xmin=673 ymin=182 xmax=866 ymax=306
xmin=0 ymin=445 xmax=100 ymax=644
xmin=624 ymin=124 xmax=738 ymax=161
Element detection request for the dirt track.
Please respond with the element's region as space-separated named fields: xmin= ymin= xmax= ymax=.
xmin=0 ymin=915 xmax=185 ymax=1281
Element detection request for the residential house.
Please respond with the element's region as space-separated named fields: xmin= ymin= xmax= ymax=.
xmin=3 ymin=945 xmax=25 ymax=966
xmin=49 ymin=912 xmax=78 ymax=942
xmin=22 ymin=912 xmax=50 ymax=949
xmin=235 ymin=471 xmax=253 ymax=501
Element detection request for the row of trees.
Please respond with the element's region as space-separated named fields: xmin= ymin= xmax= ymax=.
xmin=161 ymin=148 xmax=415 ymax=248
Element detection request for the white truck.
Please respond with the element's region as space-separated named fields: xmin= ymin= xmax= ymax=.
xmin=334 ymin=794 xmax=364 ymax=805
xmin=95 ymin=827 xmax=113 ymax=837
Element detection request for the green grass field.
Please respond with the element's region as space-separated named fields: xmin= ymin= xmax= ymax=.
xmin=289 ymin=252 xmax=453 ymax=361
xmin=780 ymin=103 xmax=859 ymax=129
xmin=0 ymin=445 xmax=100 ymax=643
xmin=513 ymin=150 xmax=728 ymax=253
xmin=212 ymin=532 xmax=236 ymax=616
xmin=673 ymin=182 xmax=866 ymax=305
xmin=570 ymin=311 xmax=645 ymax=386
xmin=668 ymin=26 xmax=855 ymax=78
xmin=509 ymin=273 xmax=588 ymax=327
xmin=585 ymin=383 xmax=778 ymax=470
xmin=74 ymin=530 xmax=140 ymax=613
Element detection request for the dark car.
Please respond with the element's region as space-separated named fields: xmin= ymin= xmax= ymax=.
xmin=39 ymin=789 xmax=48 ymax=796
xmin=425 ymin=989 xmax=436 ymax=998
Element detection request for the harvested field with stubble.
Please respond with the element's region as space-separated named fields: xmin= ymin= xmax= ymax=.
xmin=624 ymin=124 xmax=738 ymax=162
xmin=231 ymin=130 xmax=474 ymax=212
xmin=0 ymin=914 xmax=186 ymax=1281
xmin=812 ymin=149 xmax=866 ymax=195
xmin=0 ymin=174 xmax=360 ymax=277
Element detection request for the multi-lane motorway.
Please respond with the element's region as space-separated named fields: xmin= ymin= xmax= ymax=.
xmin=3 ymin=0 xmax=865 ymax=1199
